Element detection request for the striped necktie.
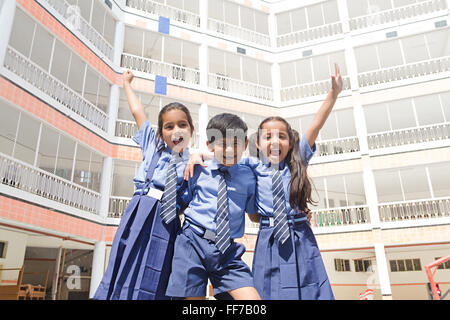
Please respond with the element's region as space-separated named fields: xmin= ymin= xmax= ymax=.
xmin=272 ymin=167 xmax=290 ymax=244
xmin=160 ymin=152 xmax=179 ymax=224
xmin=215 ymin=167 xmax=231 ymax=254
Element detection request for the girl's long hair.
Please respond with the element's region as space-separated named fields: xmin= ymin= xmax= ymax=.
xmin=258 ymin=117 xmax=317 ymax=213
xmin=155 ymin=102 xmax=194 ymax=151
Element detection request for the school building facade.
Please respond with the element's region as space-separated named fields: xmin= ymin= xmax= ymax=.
xmin=0 ymin=0 xmax=449 ymax=300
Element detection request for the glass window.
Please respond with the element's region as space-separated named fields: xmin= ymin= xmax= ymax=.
xmin=393 ymin=0 xmax=416 ymax=8
xmin=280 ymin=61 xmax=296 ymax=88
xmin=9 ymin=8 xmax=35 ymax=58
xmin=440 ymin=91 xmax=450 ymax=121
xmin=0 ymin=101 xmax=20 ymax=156
xmin=355 ymin=45 xmax=379 ymax=73
xmin=347 ymin=0 xmax=369 ymax=18
xmin=307 ymin=3 xmax=324 ymax=28
xmin=242 ymin=57 xmax=257 ymax=84
xmin=390 ymin=260 xmax=398 ymax=272
xmin=84 ymin=66 xmax=100 ymax=107
xmin=320 ymin=112 xmax=338 ymax=140
xmin=254 ymin=11 xmax=269 ymax=35
xmin=90 ymin=152 xmax=103 ymax=192
xmin=345 ymin=174 xmax=367 ymax=206
xmin=414 ymin=94 xmax=445 ymax=126
xmin=14 ymin=113 xmax=40 ymax=165
xmin=143 ymin=31 xmax=162 ymax=61
xmin=97 ymin=78 xmax=110 ymax=114
xmin=374 ymin=169 xmax=404 ymax=202
xmin=208 ymin=0 xmax=222 ymax=21
xmin=91 ymin=0 xmax=106 ymax=39
xmin=428 ymin=162 xmax=450 ymax=198
xmin=378 ymin=40 xmax=403 ymax=68
xmin=426 ymin=29 xmax=450 ymax=59
xmin=76 ymin=0 xmax=92 ymax=23
xmin=117 ymin=89 xmax=134 ymax=121
xmin=141 ymin=93 xmax=160 ymax=125
xmin=182 ymin=41 xmax=199 ymax=69
xmin=209 ymin=48 xmax=225 ymax=75
xmin=164 ymin=37 xmax=181 ymax=65
xmin=50 ymin=40 xmax=71 ymax=84
xmin=295 ymin=59 xmax=313 ymax=84
xmin=55 ymin=135 xmax=75 ymax=181
xmin=402 ymin=34 xmax=429 ymax=63
xmin=290 ymin=8 xmax=307 ymax=32
xmin=37 ymin=125 xmax=59 ymax=174
xmin=336 ymin=109 xmax=356 ymax=137
xmin=103 ymin=14 xmax=116 ymax=47
xmin=388 ymin=99 xmax=417 ymax=129
xmin=276 ymin=11 xmax=291 ymax=35
xmin=323 ymin=0 xmax=339 ymax=24
xmin=30 ymin=25 xmax=54 ymax=71
xmin=225 ymin=52 xmax=241 ymax=80
xmin=400 ymin=166 xmax=431 ymax=200
xmin=312 ymin=54 xmax=330 ymax=82
xmin=112 ymin=160 xmax=137 ymax=197
xmin=258 ymin=62 xmax=272 ymax=87
xmin=184 ymin=0 xmax=199 ymax=14
xmin=123 ymin=27 xmax=143 ymax=56
xmin=68 ymin=53 xmax=86 ymax=96
xmin=326 ymin=175 xmax=346 ymax=208
xmin=73 ymin=145 xmax=91 ymax=188
xmin=413 ymin=259 xmax=421 ymax=271
xmin=240 ymin=6 xmax=255 ymax=31
xmin=311 ymin=177 xmax=326 ymax=209
xmin=224 ymin=1 xmax=239 ymax=26
xmin=364 ymin=103 xmax=391 ymax=133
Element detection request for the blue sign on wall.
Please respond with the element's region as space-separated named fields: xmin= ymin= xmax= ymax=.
xmin=155 ymin=75 xmax=167 ymax=95
xmin=158 ymin=16 xmax=170 ymax=34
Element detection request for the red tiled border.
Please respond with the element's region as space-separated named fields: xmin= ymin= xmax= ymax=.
xmin=0 ymin=195 xmax=117 ymax=243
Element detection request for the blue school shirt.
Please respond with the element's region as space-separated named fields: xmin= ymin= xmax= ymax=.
xmin=241 ymin=133 xmax=316 ymax=217
xmin=132 ymin=120 xmax=190 ymax=192
xmin=181 ymin=158 xmax=257 ymax=239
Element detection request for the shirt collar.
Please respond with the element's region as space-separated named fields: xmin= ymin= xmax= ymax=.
xmin=261 ymin=154 xmax=287 ymax=170
xmin=208 ymin=157 xmax=232 ymax=172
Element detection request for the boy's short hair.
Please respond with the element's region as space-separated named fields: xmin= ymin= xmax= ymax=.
xmin=206 ymin=113 xmax=248 ymax=144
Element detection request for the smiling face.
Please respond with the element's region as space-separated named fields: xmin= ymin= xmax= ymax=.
xmin=207 ymin=137 xmax=248 ymax=167
xmin=160 ymin=109 xmax=193 ymax=153
xmin=257 ymin=120 xmax=292 ymax=165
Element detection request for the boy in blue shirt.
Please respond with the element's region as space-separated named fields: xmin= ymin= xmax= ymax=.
xmin=165 ymin=113 xmax=260 ymax=300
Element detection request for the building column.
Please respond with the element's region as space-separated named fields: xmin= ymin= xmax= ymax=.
xmin=374 ymin=243 xmax=393 ymax=300
xmin=271 ymin=62 xmax=281 ymax=105
xmin=113 ymin=20 xmax=125 ymax=68
xmin=107 ymin=84 xmax=120 ymax=137
xmin=0 ymin=0 xmax=16 ymax=68
xmin=89 ymin=156 xmax=112 ymax=298
xmin=363 ymin=163 xmax=381 ymax=229
xmin=268 ymin=12 xmax=277 ymax=49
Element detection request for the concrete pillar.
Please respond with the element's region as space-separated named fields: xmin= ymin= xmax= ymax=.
xmin=0 ymin=0 xmax=17 ymax=68
xmin=198 ymin=103 xmax=209 ymax=151
xmin=271 ymin=62 xmax=281 ymax=105
xmin=89 ymin=240 xmax=106 ymax=298
xmin=113 ymin=20 xmax=125 ymax=68
xmin=374 ymin=242 xmax=393 ymax=300
xmin=107 ymin=84 xmax=120 ymax=137
xmin=268 ymin=12 xmax=277 ymax=49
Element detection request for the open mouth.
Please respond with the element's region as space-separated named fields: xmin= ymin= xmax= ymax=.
xmin=269 ymin=149 xmax=281 ymax=157
xmin=172 ymin=136 xmax=184 ymax=146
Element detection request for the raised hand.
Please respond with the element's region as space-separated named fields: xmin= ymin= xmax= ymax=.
xmin=331 ymin=63 xmax=343 ymax=96
xmin=123 ymin=70 xmax=134 ymax=86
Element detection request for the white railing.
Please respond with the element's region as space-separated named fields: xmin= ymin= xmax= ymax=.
xmin=37 ymin=0 xmax=114 ymax=61
xmin=311 ymin=205 xmax=370 ymax=227
xmin=208 ymin=73 xmax=273 ymax=101
xmin=4 ymin=46 xmax=109 ymax=132
xmin=367 ymin=122 xmax=450 ymax=149
xmin=280 ymin=76 xmax=351 ymax=101
xmin=349 ymin=0 xmax=448 ymax=31
xmin=126 ymin=0 xmax=201 ymax=27
xmin=277 ymin=21 xmax=343 ymax=47
xmin=208 ymin=18 xmax=271 ymax=47
xmin=0 ymin=153 xmax=101 ymax=214
xmin=115 ymin=119 xmax=138 ymax=139
xmin=358 ymin=56 xmax=450 ymax=88
xmin=378 ymin=197 xmax=450 ymax=222
xmin=109 ymin=196 xmax=132 ymax=218
xmin=121 ymin=53 xmax=200 ymax=85
xmin=316 ymin=136 xmax=360 ymax=156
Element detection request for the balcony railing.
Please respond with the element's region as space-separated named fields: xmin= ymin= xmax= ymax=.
xmin=311 ymin=205 xmax=370 ymax=228
xmin=349 ymin=0 xmax=448 ymax=31
xmin=0 ymin=153 xmax=100 ymax=214
xmin=4 ymin=46 xmax=109 ymax=132
xmin=208 ymin=73 xmax=273 ymax=101
xmin=121 ymin=53 xmax=200 ymax=85
xmin=109 ymin=196 xmax=132 ymax=218
xmin=208 ymin=18 xmax=271 ymax=47
xmin=281 ymin=76 xmax=351 ymax=101
xmin=277 ymin=21 xmax=343 ymax=47
xmin=37 ymin=0 xmax=114 ymax=61
xmin=378 ymin=197 xmax=450 ymax=222
xmin=316 ymin=136 xmax=360 ymax=157
xmin=367 ymin=122 xmax=450 ymax=150
xmin=126 ymin=0 xmax=200 ymax=28
xmin=115 ymin=119 xmax=159 ymax=139
xmin=358 ymin=56 xmax=450 ymax=88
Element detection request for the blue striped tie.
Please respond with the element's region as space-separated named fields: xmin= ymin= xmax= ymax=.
xmin=215 ymin=167 xmax=231 ymax=254
xmin=272 ymin=168 xmax=290 ymax=244
xmin=160 ymin=153 xmax=179 ymax=224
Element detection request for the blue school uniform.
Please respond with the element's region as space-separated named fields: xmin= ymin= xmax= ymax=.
xmin=94 ymin=120 xmax=188 ymax=300
xmin=165 ymin=158 xmax=257 ymax=298
xmin=244 ymin=133 xmax=334 ymax=300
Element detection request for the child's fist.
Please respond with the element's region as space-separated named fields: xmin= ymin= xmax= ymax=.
xmin=123 ymin=70 xmax=134 ymax=85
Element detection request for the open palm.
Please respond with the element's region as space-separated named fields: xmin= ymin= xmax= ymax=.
xmin=331 ymin=63 xmax=343 ymax=95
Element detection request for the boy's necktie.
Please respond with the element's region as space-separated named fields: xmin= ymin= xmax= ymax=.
xmin=160 ymin=153 xmax=179 ymax=224
xmin=215 ymin=167 xmax=231 ymax=254
xmin=272 ymin=167 xmax=290 ymax=244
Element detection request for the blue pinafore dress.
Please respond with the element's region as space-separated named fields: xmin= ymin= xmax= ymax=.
xmin=93 ymin=148 xmax=181 ymax=300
